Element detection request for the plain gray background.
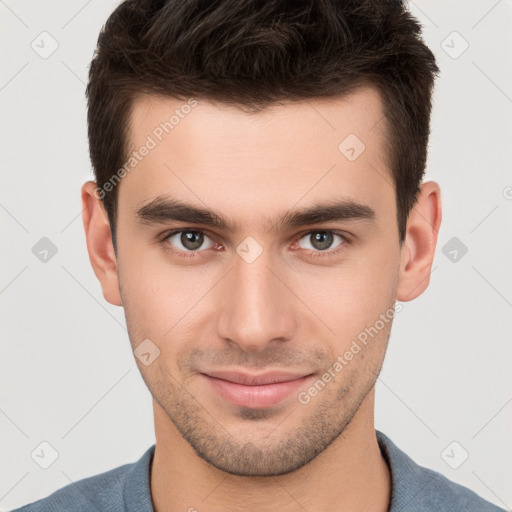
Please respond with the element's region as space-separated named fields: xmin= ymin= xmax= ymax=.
xmin=1 ymin=0 xmax=511 ymax=510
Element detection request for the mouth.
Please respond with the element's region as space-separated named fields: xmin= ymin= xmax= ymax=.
xmin=200 ymin=370 xmax=315 ymax=409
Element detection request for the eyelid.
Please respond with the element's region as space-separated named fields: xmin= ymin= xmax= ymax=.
xmin=159 ymin=227 xmax=351 ymax=259
xmin=159 ymin=228 xmax=218 ymax=257
xmin=291 ymin=229 xmax=350 ymax=259
xmin=295 ymin=230 xmax=346 ymax=248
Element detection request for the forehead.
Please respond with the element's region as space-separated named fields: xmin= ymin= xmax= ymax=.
xmin=119 ymin=86 xmax=393 ymax=228
xmin=128 ymin=86 xmax=387 ymax=152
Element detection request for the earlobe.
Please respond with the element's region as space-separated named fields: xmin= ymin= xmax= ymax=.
xmin=81 ymin=181 xmax=122 ymax=306
xmin=396 ymin=181 xmax=442 ymax=302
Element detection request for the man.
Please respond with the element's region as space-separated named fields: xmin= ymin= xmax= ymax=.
xmin=14 ymin=0 xmax=505 ymax=511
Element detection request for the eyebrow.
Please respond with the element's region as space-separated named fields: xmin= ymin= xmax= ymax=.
xmin=135 ymin=195 xmax=376 ymax=233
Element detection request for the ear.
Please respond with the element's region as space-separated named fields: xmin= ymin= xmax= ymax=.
xmin=396 ymin=181 xmax=442 ymax=301
xmin=81 ymin=181 xmax=122 ymax=306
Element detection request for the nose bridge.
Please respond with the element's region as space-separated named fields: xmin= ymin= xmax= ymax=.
xmin=216 ymin=250 xmax=295 ymax=352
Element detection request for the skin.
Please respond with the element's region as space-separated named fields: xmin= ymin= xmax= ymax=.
xmin=81 ymin=86 xmax=441 ymax=512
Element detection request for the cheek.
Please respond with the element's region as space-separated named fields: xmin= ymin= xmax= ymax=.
xmin=117 ymin=250 xmax=171 ymax=342
xmin=117 ymin=245 xmax=218 ymax=349
xmin=292 ymin=240 xmax=400 ymax=341
xmin=118 ymin=220 xmax=400 ymax=353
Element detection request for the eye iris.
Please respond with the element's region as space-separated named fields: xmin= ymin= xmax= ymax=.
xmin=181 ymin=231 xmax=203 ymax=250
xmin=311 ymin=232 xmax=333 ymax=250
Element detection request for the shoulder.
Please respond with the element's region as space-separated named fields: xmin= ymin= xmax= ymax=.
xmin=376 ymin=431 xmax=506 ymax=512
xmin=11 ymin=445 xmax=155 ymax=512
xmin=11 ymin=464 xmax=128 ymax=511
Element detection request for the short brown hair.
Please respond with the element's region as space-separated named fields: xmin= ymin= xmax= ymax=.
xmin=86 ymin=0 xmax=439 ymax=249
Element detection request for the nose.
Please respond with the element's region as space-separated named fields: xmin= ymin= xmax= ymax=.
xmin=216 ymin=250 xmax=297 ymax=352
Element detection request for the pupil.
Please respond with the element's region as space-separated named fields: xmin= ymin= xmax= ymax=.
xmin=311 ymin=232 xmax=333 ymax=251
xmin=181 ymin=231 xmax=203 ymax=250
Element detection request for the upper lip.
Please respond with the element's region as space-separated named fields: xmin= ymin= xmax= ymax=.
xmin=203 ymin=370 xmax=312 ymax=386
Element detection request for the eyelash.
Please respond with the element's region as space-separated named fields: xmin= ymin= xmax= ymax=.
xmin=159 ymin=228 xmax=351 ymax=260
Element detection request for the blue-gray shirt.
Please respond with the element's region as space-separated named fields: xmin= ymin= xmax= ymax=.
xmin=12 ymin=430 xmax=505 ymax=511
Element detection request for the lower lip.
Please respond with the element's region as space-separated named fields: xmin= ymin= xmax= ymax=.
xmin=203 ymin=374 xmax=313 ymax=409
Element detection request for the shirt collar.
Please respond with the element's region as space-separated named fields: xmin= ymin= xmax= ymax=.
xmin=124 ymin=444 xmax=156 ymax=512
xmin=125 ymin=431 xmax=418 ymax=512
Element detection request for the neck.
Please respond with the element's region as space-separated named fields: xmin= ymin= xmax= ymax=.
xmin=150 ymin=390 xmax=390 ymax=512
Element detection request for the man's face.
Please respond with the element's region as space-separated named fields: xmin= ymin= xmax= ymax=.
xmin=115 ymin=87 xmax=402 ymax=476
